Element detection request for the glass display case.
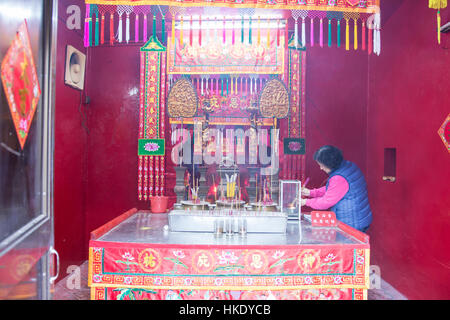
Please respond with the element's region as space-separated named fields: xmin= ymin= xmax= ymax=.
xmin=279 ymin=180 xmax=302 ymax=220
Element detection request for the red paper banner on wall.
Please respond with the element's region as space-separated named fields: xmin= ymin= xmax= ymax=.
xmin=284 ymin=46 xmax=306 ymax=181
xmin=1 ymin=20 xmax=41 ymax=150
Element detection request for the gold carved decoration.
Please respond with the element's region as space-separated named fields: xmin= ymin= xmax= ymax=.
xmin=258 ymin=78 xmax=290 ymax=119
xmin=167 ymin=78 xmax=198 ymax=118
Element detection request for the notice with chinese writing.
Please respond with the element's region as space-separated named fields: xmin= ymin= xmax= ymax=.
xmin=1 ymin=20 xmax=41 ymax=150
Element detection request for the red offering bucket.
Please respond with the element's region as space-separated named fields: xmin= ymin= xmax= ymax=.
xmin=150 ymin=196 xmax=168 ymax=213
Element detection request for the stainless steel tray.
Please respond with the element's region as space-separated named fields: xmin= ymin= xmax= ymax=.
xmin=168 ymin=210 xmax=287 ymax=234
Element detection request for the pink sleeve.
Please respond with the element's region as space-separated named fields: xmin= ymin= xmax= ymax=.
xmin=305 ymin=175 xmax=349 ymax=210
xmin=309 ymin=186 xmax=326 ymax=198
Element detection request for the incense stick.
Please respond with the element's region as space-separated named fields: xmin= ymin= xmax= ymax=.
xmin=255 ymin=173 xmax=258 ymax=203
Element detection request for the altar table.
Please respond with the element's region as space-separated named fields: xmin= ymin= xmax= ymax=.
xmin=88 ymin=208 xmax=370 ymax=300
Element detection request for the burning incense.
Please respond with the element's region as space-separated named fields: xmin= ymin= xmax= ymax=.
xmin=260 ymin=174 xmax=263 ymax=203
xmin=255 ymin=173 xmax=258 ymax=202
xmin=269 ymin=175 xmax=272 ymax=202
xmin=304 ymin=177 xmax=310 ymax=187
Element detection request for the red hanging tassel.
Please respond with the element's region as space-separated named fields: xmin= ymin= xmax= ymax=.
xmin=110 ymin=12 xmax=114 ymax=45
xmin=320 ymin=18 xmax=324 ymax=48
xmin=100 ymin=13 xmax=105 ymax=44
xmin=368 ymin=25 xmax=372 ymax=55
xmin=135 ymin=14 xmax=139 ymax=42
xmin=143 ymin=14 xmax=148 ymax=42
xmin=362 ymin=20 xmax=366 ymax=51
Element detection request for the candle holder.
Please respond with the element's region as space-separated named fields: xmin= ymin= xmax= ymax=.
xmin=279 ymin=180 xmax=302 ymax=220
xmin=214 ymin=219 xmax=224 ymax=237
xmin=237 ymin=218 xmax=247 ymax=236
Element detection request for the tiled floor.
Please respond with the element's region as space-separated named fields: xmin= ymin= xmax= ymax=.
xmin=52 ymin=261 xmax=407 ymax=300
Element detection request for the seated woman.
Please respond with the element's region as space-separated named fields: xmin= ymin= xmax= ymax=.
xmin=300 ymin=145 xmax=372 ymax=233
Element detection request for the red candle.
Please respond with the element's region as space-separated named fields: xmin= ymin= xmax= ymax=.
xmin=276 ymin=20 xmax=280 ymax=47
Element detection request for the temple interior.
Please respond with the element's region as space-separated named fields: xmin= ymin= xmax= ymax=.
xmin=0 ymin=0 xmax=449 ymax=301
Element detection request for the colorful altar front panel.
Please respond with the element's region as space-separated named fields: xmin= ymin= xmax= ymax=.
xmin=91 ymin=287 xmax=367 ymax=300
xmin=88 ymin=210 xmax=370 ymax=300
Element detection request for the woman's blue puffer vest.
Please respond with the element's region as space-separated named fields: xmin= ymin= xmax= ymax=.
xmin=326 ymin=160 xmax=372 ymax=231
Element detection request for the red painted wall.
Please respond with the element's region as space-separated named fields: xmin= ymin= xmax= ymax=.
xmin=54 ymin=0 xmax=88 ymax=277
xmin=367 ymin=0 xmax=450 ymax=299
xmin=304 ymin=46 xmax=369 ymax=189
xmin=83 ymin=44 xmax=143 ymax=234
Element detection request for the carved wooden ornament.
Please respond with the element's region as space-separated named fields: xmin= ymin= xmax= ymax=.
xmin=258 ymin=78 xmax=290 ymax=119
xmin=167 ymin=77 xmax=198 ymax=118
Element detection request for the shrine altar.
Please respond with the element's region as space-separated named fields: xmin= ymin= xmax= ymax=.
xmin=88 ymin=208 xmax=370 ymax=300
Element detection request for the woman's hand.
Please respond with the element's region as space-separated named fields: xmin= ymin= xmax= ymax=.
xmin=300 ymin=198 xmax=307 ymax=206
xmin=301 ymin=187 xmax=311 ymax=197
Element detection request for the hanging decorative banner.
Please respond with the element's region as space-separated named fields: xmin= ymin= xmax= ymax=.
xmin=98 ymin=5 xmax=117 ymax=45
xmin=286 ymin=41 xmax=306 ymax=181
xmin=85 ymin=0 xmax=380 ymax=13
xmin=327 ymin=11 xmax=343 ymax=48
xmin=283 ymin=138 xmax=305 ymax=155
xmin=167 ymin=28 xmax=285 ymax=75
xmin=138 ymin=35 xmax=166 ymax=200
xmin=159 ymin=50 xmax=167 ymax=196
xmin=1 ymin=20 xmax=41 ymax=150
xmin=83 ymin=1 xmax=380 ymax=55
xmin=133 ymin=5 xmax=151 ymax=43
xmin=138 ymin=138 xmax=165 ymax=156
xmin=115 ymin=5 xmax=134 ymax=44
xmin=287 ymin=41 xmax=304 ymax=138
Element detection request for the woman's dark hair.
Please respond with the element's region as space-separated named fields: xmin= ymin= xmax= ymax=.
xmin=313 ymin=145 xmax=344 ymax=171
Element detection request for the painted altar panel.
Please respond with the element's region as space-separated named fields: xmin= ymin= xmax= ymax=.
xmin=88 ymin=211 xmax=370 ymax=300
